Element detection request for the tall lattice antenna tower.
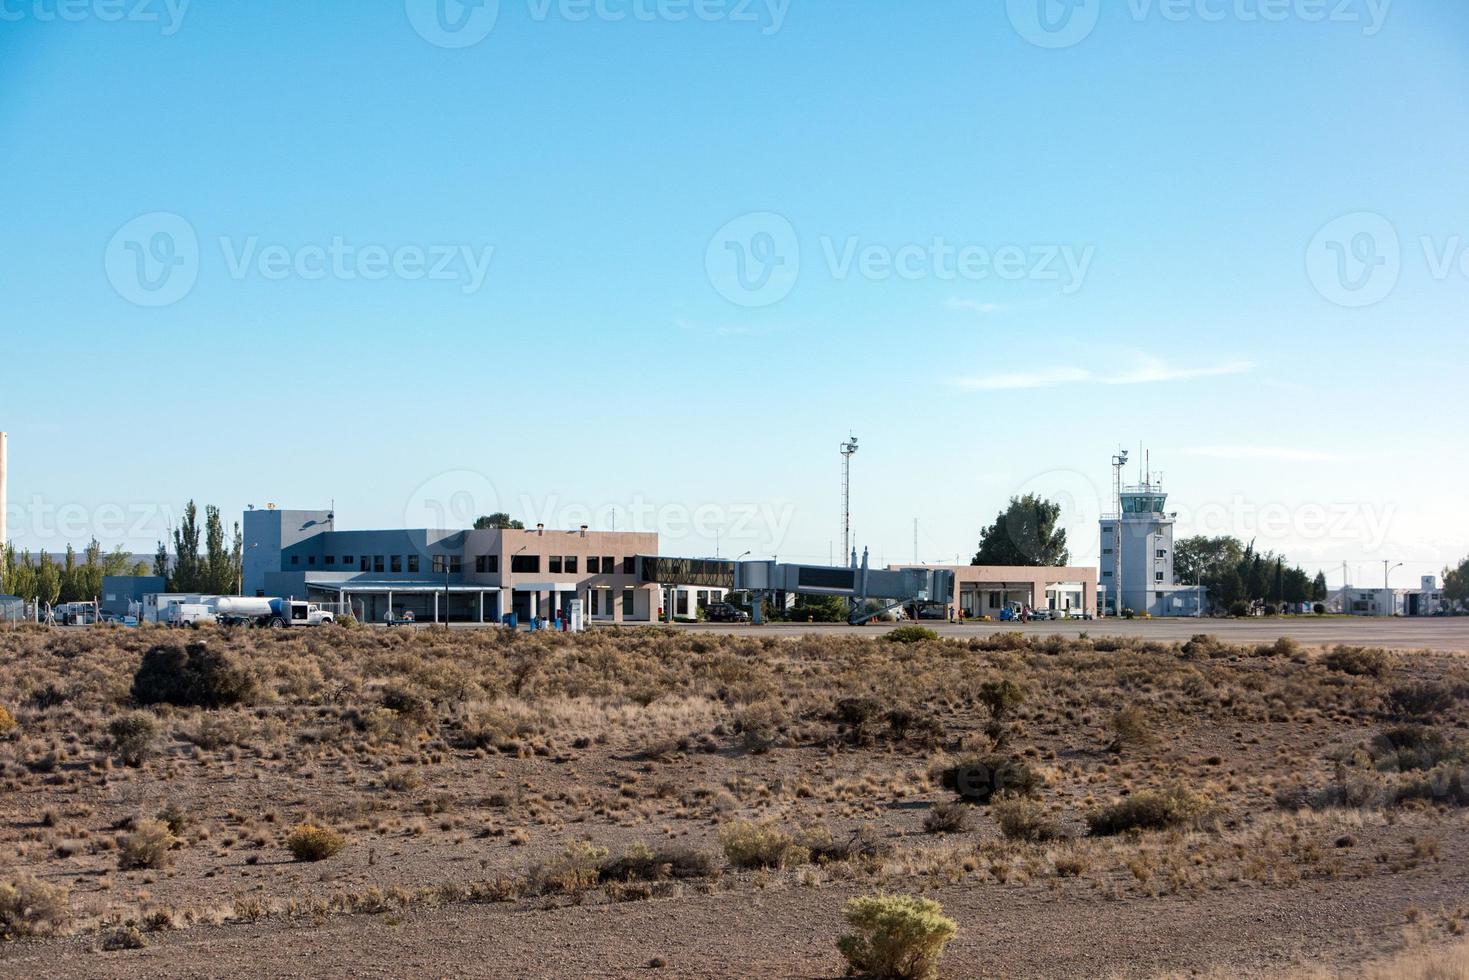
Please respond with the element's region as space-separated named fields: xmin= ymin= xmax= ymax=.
xmin=840 ymin=435 xmax=859 ymax=565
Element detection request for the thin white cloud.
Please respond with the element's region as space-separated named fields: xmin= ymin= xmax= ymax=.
xmin=1181 ymin=445 xmax=1353 ymax=463
xmin=955 ymin=366 xmax=1092 ymax=390
xmin=673 ymin=317 xmax=784 ymax=338
xmin=1102 ymin=357 xmax=1254 ymax=385
xmin=946 ymin=297 xmax=1006 ymax=315
xmin=953 ymin=357 xmax=1254 ymax=391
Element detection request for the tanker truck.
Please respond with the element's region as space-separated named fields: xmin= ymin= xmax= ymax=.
xmin=211 ymin=596 xmax=335 ymax=628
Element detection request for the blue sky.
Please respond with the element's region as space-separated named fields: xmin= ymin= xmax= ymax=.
xmin=1 ymin=0 xmax=1465 ymax=586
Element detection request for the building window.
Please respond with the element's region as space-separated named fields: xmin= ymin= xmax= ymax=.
xmin=432 ymin=555 xmax=462 ymax=574
xmin=374 ymin=556 xmax=385 ymax=573
xmin=1156 ymin=549 xmax=1167 ymax=559
xmin=325 ymin=555 xmax=336 ymax=566
xmin=622 ymin=588 xmax=634 ymax=616
xmin=624 ymin=556 xmax=637 ymax=575
xmin=343 ymin=555 xmax=354 ymax=566
xmin=587 ymin=556 xmax=600 ymax=573
xmin=564 ymin=556 xmax=578 ymax=574
xmin=512 ymin=554 xmax=539 ymax=574
xmin=290 ymin=556 xmax=299 ymax=566
xmin=676 ymin=591 xmax=689 ymax=616
xmin=408 ymin=555 xmax=420 ymax=574
xmin=1155 ymin=572 xmax=1164 ymax=581
xmin=308 ymin=556 xmax=316 ymax=566
xmin=391 ymin=556 xmax=402 ymax=573
xmin=589 ymin=590 xmax=600 ymax=615
xmin=987 ymin=591 xmax=1002 ymax=607
xmin=359 ymin=557 xmax=369 ymax=572
xmin=1102 ymin=548 xmax=1112 ymax=555
xmin=549 ymin=556 xmax=563 ymax=574
xmin=475 ymin=555 xmax=498 ymax=573
xmin=1102 ymin=570 xmax=1112 ymax=578
xmin=603 ymin=556 xmax=613 ymax=574
xmin=1101 ymin=525 xmax=1113 ymax=534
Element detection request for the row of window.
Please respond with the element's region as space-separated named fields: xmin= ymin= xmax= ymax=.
xmin=290 ymin=552 xmax=638 ymax=577
xmin=293 ymin=554 xmax=422 ymax=573
xmin=588 ymin=588 xmax=637 ymax=616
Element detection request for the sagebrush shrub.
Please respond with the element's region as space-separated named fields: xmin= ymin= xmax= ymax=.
xmin=1323 ymin=646 xmax=1390 ymax=678
xmin=1087 ymin=785 xmax=1211 ymax=836
xmin=836 ymin=894 xmax=957 ymax=980
xmin=992 ymin=798 xmax=1063 ymax=842
xmin=1386 ymin=682 xmax=1457 ymax=721
xmin=599 ymin=842 xmax=715 ymax=882
xmin=1109 ymin=705 xmax=1155 ymax=752
xmin=286 ymin=824 xmax=345 ymax=862
xmin=0 ymin=705 xmax=15 ymax=736
xmin=883 ymin=626 xmax=938 ymax=645
xmin=921 ymin=802 xmax=972 ymax=835
xmin=118 ymin=819 xmax=175 ymax=870
xmin=0 ymin=876 xmax=69 ymax=939
xmin=533 ymin=841 xmax=608 ymax=896
xmin=131 ymin=641 xmax=255 ymax=708
xmin=719 ymin=818 xmax=809 ymax=869
xmin=108 ymin=712 xmax=160 ymax=766
xmin=938 ymin=754 xmax=1039 ymax=804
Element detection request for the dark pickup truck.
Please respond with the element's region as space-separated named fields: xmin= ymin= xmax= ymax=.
xmin=704 ymin=602 xmax=751 ymax=623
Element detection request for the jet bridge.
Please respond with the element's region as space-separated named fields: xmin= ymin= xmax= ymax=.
xmin=639 ymin=551 xmax=952 ymax=625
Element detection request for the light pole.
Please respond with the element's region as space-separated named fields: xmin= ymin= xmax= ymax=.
xmin=840 ymin=435 xmax=858 ymax=565
xmin=1384 ymin=560 xmax=1403 ymax=615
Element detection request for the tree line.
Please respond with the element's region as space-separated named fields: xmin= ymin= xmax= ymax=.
xmin=1 ymin=540 xmax=151 ymax=606
xmin=1174 ymin=536 xmax=1327 ymax=612
xmin=0 ymin=500 xmax=242 ymax=604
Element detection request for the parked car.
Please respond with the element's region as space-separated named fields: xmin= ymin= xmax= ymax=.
xmin=704 ymin=602 xmax=751 ymax=623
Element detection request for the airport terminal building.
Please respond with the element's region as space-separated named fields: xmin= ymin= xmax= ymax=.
xmin=243 ymin=508 xmax=662 ymax=624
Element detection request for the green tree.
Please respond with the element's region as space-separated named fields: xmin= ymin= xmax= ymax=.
xmin=1174 ymin=536 xmax=1245 ymax=584
xmin=972 ymin=495 xmax=1069 ymax=567
xmin=36 ymin=551 xmax=61 ymax=606
xmin=474 ymin=513 xmax=525 ymax=530
xmin=153 ymin=541 xmax=170 ymax=581
xmin=1311 ymin=571 xmax=1328 ymax=602
xmin=171 ymin=501 xmax=202 ymax=592
xmin=1444 ymin=556 xmax=1469 ymax=612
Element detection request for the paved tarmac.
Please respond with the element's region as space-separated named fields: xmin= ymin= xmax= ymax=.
xmin=662 ymin=616 xmax=1469 ymax=652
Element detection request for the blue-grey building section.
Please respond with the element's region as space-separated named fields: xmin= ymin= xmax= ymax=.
xmin=1099 ymin=483 xmax=1205 ymax=617
xmin=100 ymin=576 xmax=167 ymax=617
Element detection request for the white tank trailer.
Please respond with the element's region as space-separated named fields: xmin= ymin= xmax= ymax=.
xmin=211 ymin=596 xmax=335 ymax=628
